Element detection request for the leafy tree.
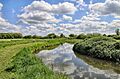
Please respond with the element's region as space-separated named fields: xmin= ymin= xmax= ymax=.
xmin=0 ymin=33 xmax=22 ymax=39
xmin=115 ymin=29 xmax=120 ymax=36
xmin=76 ymin=34 xmax=86 ymax=39
xmin=69 ymin=34 xmax=77 ymax=38
xmin=23 ymin=35 xmax=32 ymax=39
xmin=103 ymin=34 xmax=106 ymax=36
xmin=60 ymin=33 xmax=65 ymax=38
xmin=32 ymin=35 xmax=42 ymax=39
xmin=47 ymin=33 xmax=57 ymax=39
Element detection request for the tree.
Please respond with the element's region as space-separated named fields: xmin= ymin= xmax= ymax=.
xmin=76 ymin=34 xmax=86 ymax=39
xmin=47 ymin=33 xmax=57 ymax=39
xmin=32 ymin=35 xmax=42 ymax=39
xmin=0 ymin=33 xmax=22 ymax=39
xmin=116 ymin=29 xmax=120 ymax=36
xmin=69 ymin=34 xmax=77 ymax=38
xmin=23 ymin=35 xmax=32 ymax=39
xmin=60 ymin=33 xmax=65 ymax=38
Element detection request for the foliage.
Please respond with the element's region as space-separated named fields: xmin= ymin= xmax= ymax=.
xmin=69 ymin=34 xmax=77 ymax=38
xmin=46 ymin=33 xmax=57 ymax=39
xmin=0 ymin=38 xmax=79 ymax=79
xmin=0 ymin=33 xmax=22 ymax=39
xmin=76 ymin=33 xmax=102 ymax=39
xmin=76 ymin=34 xmax=86 ymax=39
xmin=73 ymin=36 xmax=120 ymax=63
xmin=115 ymin=29 xmax=120 ymax=36
xmin=5 ymin=48 xmax=68 ymax=79
xmin=60 ymin=33 xmax=65 ymax=38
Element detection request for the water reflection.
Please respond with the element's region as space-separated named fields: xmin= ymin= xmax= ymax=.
xmin=36 ymin=43 xmax=120 ymax=79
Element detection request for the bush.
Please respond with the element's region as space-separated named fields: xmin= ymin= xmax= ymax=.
xmin=73 ymin=36 xmax=120 ymax=63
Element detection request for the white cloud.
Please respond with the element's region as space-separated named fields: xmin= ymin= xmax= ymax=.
xmin=0 ymin=18 xmax=20 ymax=33
xmin=76 ymin=0 xmax=84 ymax=4
xmin=18 ymin=0 xmax=77 ymax=25
xmin=23 ymin=1 xmax=77 ymax=14
xmin=90 ymin=0 xmax=120 ymax=17
xmin=63 ymin=15 xmax=73 ymax=21
xmin=14 ymin=0 xmax=120 ymax=35
xmin=18 ymin=11 xmax=60 ymax=23
xmin=17 ymin=1 xmax=78 ymax=35
xmin=0 ymin=3 xmax=20 ymax=33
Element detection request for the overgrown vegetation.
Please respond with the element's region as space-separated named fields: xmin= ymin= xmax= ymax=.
xmin=5 ymin=48 xmax=68 ymax=79
xmin=0 ymin=33 xmax=22 ymax=39
xmin=0 ymin=28 xmax=120 ymax=78
xmin=73 ymin=36 xmax=120 ymax=63
xmin=0 ymin=39 xmax=80 ymax=79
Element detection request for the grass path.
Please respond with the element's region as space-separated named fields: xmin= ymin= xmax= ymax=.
xmin=0 ymin=42 xmax=45 ymax=78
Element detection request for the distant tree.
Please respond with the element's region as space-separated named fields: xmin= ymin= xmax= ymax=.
xmin=47 ymin=33 xmax=57 ymax=39
xmin=86 ymin=33 xmax=101 ymax=38
xmin=60 ymin=33 xmax=65 ymax=38
xmin=69 ymin=34 xmax=77 ymax=38
xmin=0 ymin=33 xmax=22 ymax=39
xmin=76 ymin=34 xmax=87 ymax=39
xmin=32 ymin=35 xmax=42 ymax=39
xmin=103 ymin=34 xmax=106 ymax=36
xmin=115 ymin=29 xmax=120 ymax=36
xmin=23 ymin=35 xmax=32 ymax=39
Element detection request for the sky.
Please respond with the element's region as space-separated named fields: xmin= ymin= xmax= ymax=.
xmin=0 ymin=0 xmax=120 ymax=35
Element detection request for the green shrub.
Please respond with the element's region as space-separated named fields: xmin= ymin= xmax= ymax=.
xmin=73 ymin=36 xmax=120 ymax=63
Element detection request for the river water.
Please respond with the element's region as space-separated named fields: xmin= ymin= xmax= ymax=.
xmin=36 ymin=43 xmax=120 ymax=79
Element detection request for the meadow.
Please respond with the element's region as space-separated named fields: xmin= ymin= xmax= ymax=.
xmin=0 ymin=38 xmax=80 ymax=79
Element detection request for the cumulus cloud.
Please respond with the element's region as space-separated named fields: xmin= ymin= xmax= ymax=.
xmin=62 ymin=15 xmax=73 ymax=21
xmin=18 ymin=0 xmax=77 ymax=25
xmin=23 ymin=1 xmax=77 ymax=14
xmin=0 ymin=18 xmax=20 ymax=33
xmin=18 ymin=11 xmax=60 ymax=23
xmin=1 ymin=0 xmax=118 ymax=35
xmin=90 ymin=0 xmax=120 ymax=17
xmin=17 ymin=1 xmax=78 ymax=35
xmin=0 ymin=3 xmax=20 ymax=33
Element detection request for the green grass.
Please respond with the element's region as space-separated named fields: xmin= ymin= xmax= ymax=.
xmin=0 ymin=38 xmax=79 ymax=79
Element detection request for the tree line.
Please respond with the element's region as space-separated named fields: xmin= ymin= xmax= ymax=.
xmin=0 ymin=33 xmax=22 ymax=39
xmin=0 ymin=29 xmax=120 ymax=39
xmin=0 ymin=33 xmax=65 ymax=39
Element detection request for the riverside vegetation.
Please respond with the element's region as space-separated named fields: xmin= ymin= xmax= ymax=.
xmin=0 ymin=29 xmax=120 ymax=79
xmin=73 ymin=36 xmax=120 ymax=63
xmin=0 ymin=38 xmax=80 ymax=79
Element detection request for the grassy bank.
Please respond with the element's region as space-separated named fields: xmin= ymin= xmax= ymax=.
xmin=0 ymin=38 xmax=79 ymax=79
xmin=75 ymin=53 xmax=120 ymax=73
xmin=73 ymin=36 xmax=120 ymax=63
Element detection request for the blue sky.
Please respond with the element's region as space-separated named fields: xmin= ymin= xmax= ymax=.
xmin=0 ymin=0 xmax=106 ymax=24
xmin=0 ymin=0 xmax=34 ymax=24
xmin=0 ymin=0 xmax=120 ymax=35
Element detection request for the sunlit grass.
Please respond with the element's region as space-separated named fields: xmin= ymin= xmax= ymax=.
xmin=0 ymin=38 xmax=79 ymax=79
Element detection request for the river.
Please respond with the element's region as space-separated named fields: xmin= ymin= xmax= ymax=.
xmin=36 ymin=43 xmax=120 ymax=79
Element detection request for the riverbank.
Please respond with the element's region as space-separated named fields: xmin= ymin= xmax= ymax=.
xmin=73 ymin=36 xmax=120 ymax=63
xmin=0 ymin=39 xmax=80 ymax=79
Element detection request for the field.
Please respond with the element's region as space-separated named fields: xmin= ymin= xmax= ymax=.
xmin=0 ymin=38 xmax=80 ymax=79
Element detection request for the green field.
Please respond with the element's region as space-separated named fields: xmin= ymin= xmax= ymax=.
xmin=0 ymin=38 xmax=80 ymax=79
